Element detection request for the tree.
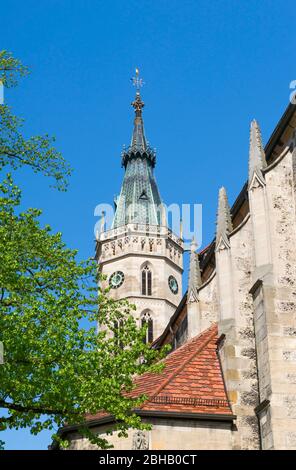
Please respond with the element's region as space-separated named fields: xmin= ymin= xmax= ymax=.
xmin=0 ymin=51 xmax=163 ymax=449
xmin=0 ymin=50 xmax=71 ymax=191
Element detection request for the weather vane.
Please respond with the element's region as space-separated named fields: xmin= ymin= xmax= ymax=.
xmin=131 ymin=68 xmax=145 ymax=92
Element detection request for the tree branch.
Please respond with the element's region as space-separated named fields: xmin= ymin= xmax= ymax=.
xmin=0 ymin=415 xmax=14 ymax=425
xmin=0 ymin=399 xmax=76 ymax=417
xmin=0 ymin=149 xmax=43 ymax=170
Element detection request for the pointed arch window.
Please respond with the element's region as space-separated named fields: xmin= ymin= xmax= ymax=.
xmin=141 ymin=265 xmax=152 ymax=296
xmin=141 ymin=311 xmax=153 ymax=344
xmin=114 ymin=319 xmax=124 ymax=349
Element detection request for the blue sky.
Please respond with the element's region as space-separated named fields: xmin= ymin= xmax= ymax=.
xmin=1 ymin=0 xmax=295 ymax=449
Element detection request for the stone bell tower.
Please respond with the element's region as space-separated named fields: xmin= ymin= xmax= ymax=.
xmin=95 ymin=71 xmax=183 ymax=340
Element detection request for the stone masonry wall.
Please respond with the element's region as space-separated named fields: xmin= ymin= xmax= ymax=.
xmin=198 ymin=273 xmax=219 ymax=333
xmin=66 ymin=418 xmax=233 ymax=450
xmin=259 ymin=146 xmax=296 ymax=449
xmin=217 ymin=215 xmax=260 ymax=450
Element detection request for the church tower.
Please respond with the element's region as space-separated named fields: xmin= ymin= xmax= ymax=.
xmin=95 ymin=71 xmax=183 ymax=340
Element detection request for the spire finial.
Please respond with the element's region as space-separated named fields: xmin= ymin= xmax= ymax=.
xmin=188 ymin=237 xmax=201 ymax=302
xmin=248 ymin=119 xmax=267 ymax=185
xmin=128 ymin=67 xmax=148 ymax=151
xmin=131 ymin=68 xmax=145 ymax=117
xmin=216 ymin=186 xmax=233 ymax=250
xmin=190 ymin=236 xmax=198 ymax=253
xmin=131 ymin=67 xmax=144 ymax=93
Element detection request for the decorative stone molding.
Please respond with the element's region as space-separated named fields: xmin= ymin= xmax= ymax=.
xmin=132 ymin=430 xmax=149 ymax=450
xmin=248 ymin=171 xmax=266 ymax=191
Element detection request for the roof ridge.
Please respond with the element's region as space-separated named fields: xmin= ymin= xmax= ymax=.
xmin=141 ymin=324 xmax=217 ymax=407
xmin=165 ymin=322 xmax=216 ymax=359
xmin=198 ymin=243 xmax=211 ymax=255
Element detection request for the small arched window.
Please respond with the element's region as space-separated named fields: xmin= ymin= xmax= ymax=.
xmin=141 ymin=265 xmax=152 ymax=296
xmin=141 ymin=311 xmax=153 ymax=344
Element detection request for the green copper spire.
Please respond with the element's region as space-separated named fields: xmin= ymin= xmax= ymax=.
xmin=129 ymin=90 xmax=147 ymax=151
xmin=112 ymin=70 xmax=162 ymax=228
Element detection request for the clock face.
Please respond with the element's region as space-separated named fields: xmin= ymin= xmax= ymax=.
xmin=109 ymin=271 xmax=125 ymax=289
xmin=168 ymin=275 xmax=178 ymax=294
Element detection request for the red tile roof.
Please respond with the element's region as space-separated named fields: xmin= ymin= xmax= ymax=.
xmin=130 ymin=323 xmax=231 ymax=415
xmin=88 ymin=324 xmax=232 ymax=423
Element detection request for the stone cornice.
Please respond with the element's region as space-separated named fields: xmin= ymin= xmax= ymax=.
xmin=229 ymin=213 xmax=250 ymax=238
xmin=263 ymin=144 xmax=291 ymax=174
xmin=124 ymin=295 xmax=179 ymax=310
xmin=198 ymin=269 xmax=216 ymax=292
xmin=99 ymin=251 xmax=183 ymax=273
